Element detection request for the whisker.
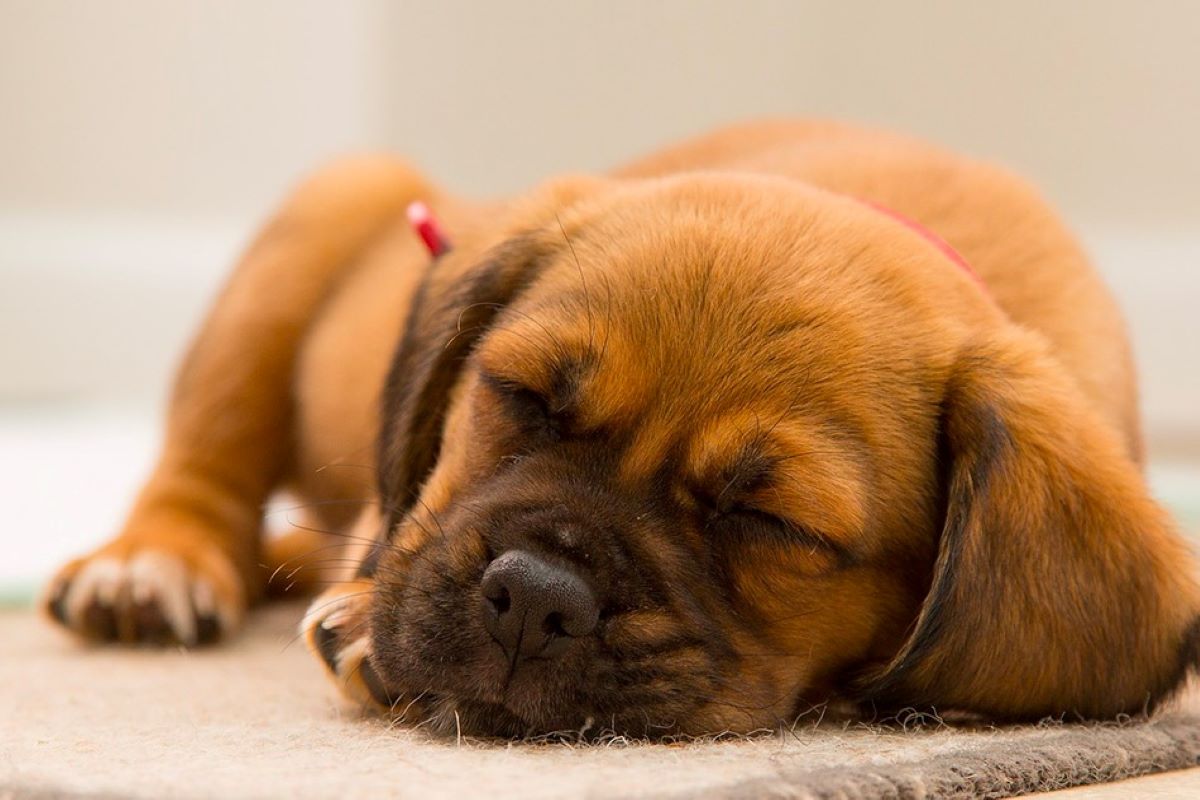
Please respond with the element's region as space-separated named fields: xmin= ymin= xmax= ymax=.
xmin=556 ymin=212 xmax=595 ymax=357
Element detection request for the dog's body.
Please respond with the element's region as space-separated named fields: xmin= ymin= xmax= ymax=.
xmin=46 ymin=121 xmax=1198 ymax=736
xmin=295 ymin=121 xmax=1142 ymax=511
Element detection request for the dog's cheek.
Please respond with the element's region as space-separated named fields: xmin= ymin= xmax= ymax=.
xmin=416 ymin=378 xmax=508 ymax=501
xmin=728 ymin=554 xmax=910 ymax=699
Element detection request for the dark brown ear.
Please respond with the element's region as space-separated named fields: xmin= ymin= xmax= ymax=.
xmin=373 ymin=234 xmax=551 ymax=534
xmin=860 ymin=330 xmax=1200 ymax=719
xmin=371 ymin=175 xmax=612 ymax=546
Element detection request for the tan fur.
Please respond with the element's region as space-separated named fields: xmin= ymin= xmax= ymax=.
xmin=45 ymin=120 xmax=1198 ymax=729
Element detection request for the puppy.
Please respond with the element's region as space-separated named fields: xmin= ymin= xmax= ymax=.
xmin=44 ymin=120 xmax=1200 ymax=737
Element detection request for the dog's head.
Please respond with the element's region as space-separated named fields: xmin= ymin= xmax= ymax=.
xmin=358 ymin=174 xmax=1199 ymax=737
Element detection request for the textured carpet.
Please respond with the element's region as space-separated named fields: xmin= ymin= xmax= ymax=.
xmin=2 ymin=604 xmax=1199 ymax=799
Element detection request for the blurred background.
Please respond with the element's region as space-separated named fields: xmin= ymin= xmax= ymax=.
xmin=1 ymin=0 xmax=1197 ymax=594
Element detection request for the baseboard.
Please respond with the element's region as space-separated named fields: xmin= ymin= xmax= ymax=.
xmin=0 ymin=213 xmax=248 ymax=408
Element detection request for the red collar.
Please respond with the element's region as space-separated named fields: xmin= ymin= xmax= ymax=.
xmin=854 ymin=198 xmax=988 ymax=293
xmin=408 ymin=197 xmax=988 ymax=296
xmin=406 ymin=201 xmax=452 ymax=257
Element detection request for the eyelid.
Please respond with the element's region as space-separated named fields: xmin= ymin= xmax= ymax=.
xmin=480 ymin=371 xmax=530 ymax=394
xmin=480 ymin=371 xmax=563 ymax=435
xmin=481 ymin=372 xmax=550 ymax=406
xmin=722 ymin=505 xmax=846 ymax=557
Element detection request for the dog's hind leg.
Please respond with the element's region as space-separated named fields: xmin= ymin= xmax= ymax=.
xmin=43 ymin=156 xmax=433 ymax=645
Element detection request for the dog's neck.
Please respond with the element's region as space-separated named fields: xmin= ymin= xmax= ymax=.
xmin=405 ymin=196 xmax=986 ymax=295
xmin=854 ymin=197 xmax=988 ymax=293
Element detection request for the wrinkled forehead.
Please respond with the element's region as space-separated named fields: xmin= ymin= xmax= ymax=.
xmin=486 ymin=202 xmax=884 ymax=384
xmin=475 ymin=217 xmax=890 ymax=460
xmin=473 ymin=234 xmax=875 ymax=542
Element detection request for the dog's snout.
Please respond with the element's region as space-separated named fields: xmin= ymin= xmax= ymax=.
xmin=480 ymin=550 xmax=598 ymax=660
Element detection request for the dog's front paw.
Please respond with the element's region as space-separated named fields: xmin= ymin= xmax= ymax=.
xmin=303 ymin=580 xmax=401 ymax=712
xmin=42 ymin=539 xmax=245 ymax=646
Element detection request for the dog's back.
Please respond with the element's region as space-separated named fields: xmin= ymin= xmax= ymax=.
xmin=617 ymin=120 xmax=1141 ymax=459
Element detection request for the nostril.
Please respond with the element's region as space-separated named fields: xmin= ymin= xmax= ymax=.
xmin=488 ymin=586 xmax=511 ymax=616
xmin=479 ymin=549 xmax=600 ymax=658
xmin=542 ymin=611 xmax=566 ymax=638
xmin=556 ymin=599 xmax=599 ymax=638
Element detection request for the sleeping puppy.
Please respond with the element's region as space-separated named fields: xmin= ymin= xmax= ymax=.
xmin=43 ymin=120 xmax=1200 ymax=737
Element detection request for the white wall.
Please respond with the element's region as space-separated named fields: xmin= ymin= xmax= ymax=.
xmin=2 ymin=0 xmax=1197 ymax=450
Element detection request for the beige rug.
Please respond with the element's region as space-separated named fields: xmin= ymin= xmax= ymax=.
xmin=2 ymin=603 xmax=1198 ymax=800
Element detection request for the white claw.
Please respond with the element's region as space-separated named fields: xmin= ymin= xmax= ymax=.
xmin=64 ymin=557 xmax=123 ymax=627
xmin=129 ymin=552 xmax=197 ymax=646
xmin=50 ymin=548 xmax=243 ymax=645
xmin=336 ymin=636 xmax=370 ymax=672
xmin=323 ymin=606 xmax=352 ymax=631
xmin=191 ymin=578 xmax=216 ymax=618
xmin=191 ymin=577 xmax=238 ymax=636
xmin=301 ymin=591 xmax=351 ymax=640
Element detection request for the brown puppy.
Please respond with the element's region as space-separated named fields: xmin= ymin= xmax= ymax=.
xmin=44 ymin=120 xmax=1200 ymax=737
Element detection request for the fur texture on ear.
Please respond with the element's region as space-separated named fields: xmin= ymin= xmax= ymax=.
xmin=370 ymin=176 xmax=613 ymax=549
xmin=372 ymin=234 xmax=552 ymax=538
xmin=859 ymin=330 xmax=1200 ymax=720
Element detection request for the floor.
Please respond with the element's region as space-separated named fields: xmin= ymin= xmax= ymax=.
xmin=1046 ymin=769 xmax=1200 ymax=798
xmin=3 ymin=409 xmax=1199 ymax=797
xmin=4 ymin=603 xmax=1199 ymax=800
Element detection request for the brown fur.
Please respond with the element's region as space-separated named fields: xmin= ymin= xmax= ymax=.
xmin=45 ymin=120 xmax=1199 ymax=734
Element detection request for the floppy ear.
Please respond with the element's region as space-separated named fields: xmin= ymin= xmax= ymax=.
xmin=861 ymin=329 xmax=1200 ymax=719
xmin=373 ymin=234 xmax=551 ymax=533
xmin=371 ymin=176 xmax=612 ymax=543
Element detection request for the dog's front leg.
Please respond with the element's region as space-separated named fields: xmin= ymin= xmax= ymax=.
xmin=43 ymin=156 xmax=433 ymax=646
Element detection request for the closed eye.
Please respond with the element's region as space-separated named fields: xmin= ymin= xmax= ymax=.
xmin=481 ymin=372 xmax=564 ymax=439
xmin=708 ymin=504 xmax=845 ymax=559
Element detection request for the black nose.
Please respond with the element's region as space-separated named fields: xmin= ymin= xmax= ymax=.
xmin=480 ymin=550 xmax=599 ymax=660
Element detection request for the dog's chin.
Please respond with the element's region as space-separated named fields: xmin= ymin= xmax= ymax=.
xmin=369 ymin=644 xmax=707 ymax=739
xmin=364 ymin=646 xmax=558 ymax=737
xmin=373 ymin=667 xmax=651 ymax=740
xmin=415 ymin=696 xmax=532 ymax=739
xmin=370 ymin=679 xmax=619 ymax=740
